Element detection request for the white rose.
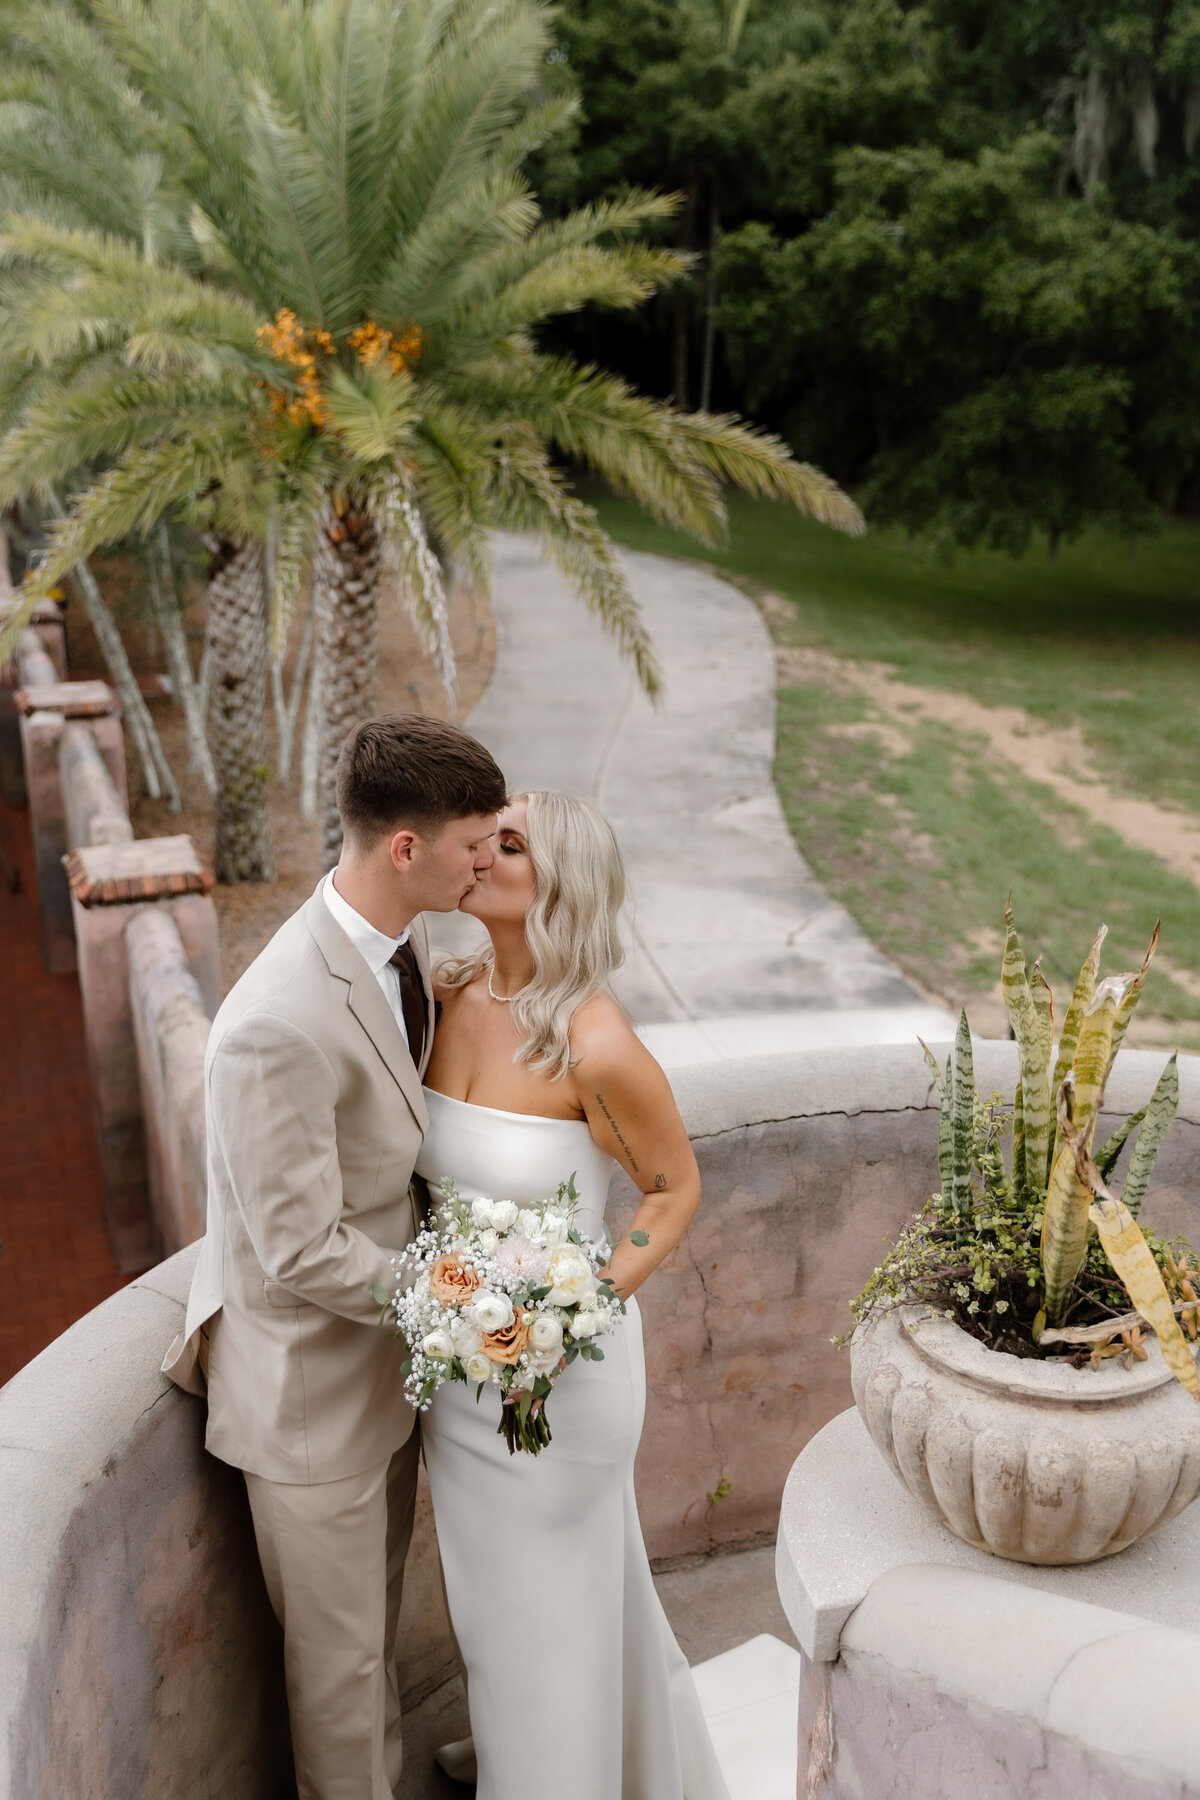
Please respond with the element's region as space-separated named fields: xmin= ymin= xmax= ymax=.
xmin=545 ymin=1245 xmax=594 ymax=1306
xmin=475 ymin=1229 xmax=498 ymax=1257
xmin=471 ymin=1197 xmax=497 ymax=1228
xmin=539 ymin=1212 xmax=570 ymax=1248
xmin=449 ymin=1314 xmax=482 ymax=1357
xmin=421 ymin=1329 xmax=455 ymax=1360
xmin=467 ymin=1290 xmax=515 ymax=1333
xmin=516 ymin=1208 xmax=541 ymax=1238
xmin=568 ymin=1309 xmax=602 ymax=1340
xmin=529 ymin=1312 xmax=564 ymax=1354
xmin=463 ymin=1351 xmax=493 ymax=1382
xmin=489 ymin=1200 xmax=520 ymax=1233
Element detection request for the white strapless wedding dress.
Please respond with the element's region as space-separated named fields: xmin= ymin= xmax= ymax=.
xmin=414 ymin=1089 xmax=730 ymax=1800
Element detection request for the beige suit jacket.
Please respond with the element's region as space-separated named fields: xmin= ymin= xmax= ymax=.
xmin=162 ymin=882 xmax=433 ymax=1484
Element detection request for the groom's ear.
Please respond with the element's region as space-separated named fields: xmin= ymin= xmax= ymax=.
xmin=387 ymin=828 xmax=418 ymax=872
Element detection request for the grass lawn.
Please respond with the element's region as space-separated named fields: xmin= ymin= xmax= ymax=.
xmin=592 ymin=492 xmax=1200 ymax=1046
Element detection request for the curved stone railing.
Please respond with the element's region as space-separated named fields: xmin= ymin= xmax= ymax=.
xmin=5 ymin=1038 xmax=1199 ymax=1798
xmin=3 ymin=605 xmax=220 ymax=1268
xmin=127 ymin=909 xmax=211 ymax=1253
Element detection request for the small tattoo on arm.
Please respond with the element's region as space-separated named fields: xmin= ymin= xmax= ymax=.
xmin=593 ymin=1093 xmax=639 ymax=1172
xmin=654 ymin=1173 xmax=667 ymax=1189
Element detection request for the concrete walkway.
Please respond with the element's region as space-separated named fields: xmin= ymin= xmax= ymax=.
xmin=449 ymin=534 xmax=953 ymax=1061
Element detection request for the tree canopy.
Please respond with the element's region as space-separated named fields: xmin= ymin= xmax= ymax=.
xmin=539 ymin=0 xmax=1200 ymax=548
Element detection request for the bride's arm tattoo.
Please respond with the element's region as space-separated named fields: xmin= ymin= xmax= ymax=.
xmin=593 ymin=1092 xmax=639 ymax=1173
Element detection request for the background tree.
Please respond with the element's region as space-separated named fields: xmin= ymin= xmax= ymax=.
xmin=539 ymin=0 xmax=1200 ymax=548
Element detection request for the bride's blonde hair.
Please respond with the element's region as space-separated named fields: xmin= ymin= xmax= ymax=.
xmin=437 ymin=789 xmax=626 ymax=1079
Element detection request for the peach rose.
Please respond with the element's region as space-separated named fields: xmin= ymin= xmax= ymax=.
xmin=430 ymin=1252 xmax=482 ymax=1307
xmin=479 ymin=1310 xmax=531 ymax=1367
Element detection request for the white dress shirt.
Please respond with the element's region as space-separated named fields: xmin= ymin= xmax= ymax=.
xmin=322 ymin=870 xmax=412 ymax=1047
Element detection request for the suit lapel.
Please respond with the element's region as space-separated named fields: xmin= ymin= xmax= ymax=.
xmin=304 ymin=886 xmax=429 ymax=1133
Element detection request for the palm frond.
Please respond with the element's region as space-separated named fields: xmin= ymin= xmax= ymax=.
xmin=671 ymin=411 xmax=866 ymax=535
xmin=370 ymin=468 xmax=456 ymax=699
xmin=489 ymin=435 xmax=662 ymax=695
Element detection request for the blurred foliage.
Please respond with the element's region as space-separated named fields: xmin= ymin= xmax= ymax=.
xmin=538 ymin=0 xmax=1200 ymax=547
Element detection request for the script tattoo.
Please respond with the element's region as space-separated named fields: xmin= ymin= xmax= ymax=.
xmin=593 ymin=1093 xmax=639 ymax=1172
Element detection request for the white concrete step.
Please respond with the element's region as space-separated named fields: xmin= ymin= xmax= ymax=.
xmin=693 ymin=1632 xmax=801 ymax=1800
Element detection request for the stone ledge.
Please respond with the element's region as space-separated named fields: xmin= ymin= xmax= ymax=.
xmin=13 ymin=679 xmax=117 ymax=718
xmin=65 ymin=834 xmax=214 ymax=907
xmin=671 ymin=1039 xmax=1200 ymax=1140
xmin=0 ymin=595 xmax=62 ymax=628
xmin=837 ymin=1563 xmax=1200 ymax=1794
xmin=776 ymin=1407 xmax=1200 ymax=1663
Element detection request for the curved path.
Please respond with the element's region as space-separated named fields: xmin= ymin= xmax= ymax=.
xmin=441 ymin=534 xmax=953 ymax=1064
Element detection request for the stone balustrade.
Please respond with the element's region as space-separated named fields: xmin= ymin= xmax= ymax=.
xmin=127 ymin=908 xmax=213 ymax=1255
xmin=66 ymin=837 xmax=219 ymax=1269
xmin=3 ymin=1041 xmax=1199 ymax=1800
xmin=0 ymin=582 xmax=66 ymax=805
xmin=15 ymin=676 xmax=128 ymax=973
xmin=5 ymin=603 xmax=220 ymax=1266
xmin=59 ymin=719 xmax=134 ymax=851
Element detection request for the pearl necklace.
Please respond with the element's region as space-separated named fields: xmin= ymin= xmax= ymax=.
xmin=487 ymin=966 xmax=516 ymax=1004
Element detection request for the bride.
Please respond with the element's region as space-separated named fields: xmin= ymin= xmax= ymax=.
xmin=415 ymin=789 xmax=730 ymax=1800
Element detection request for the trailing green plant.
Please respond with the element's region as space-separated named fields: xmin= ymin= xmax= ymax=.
xmin=842 ymin=904 xmax=1200 ymax=1398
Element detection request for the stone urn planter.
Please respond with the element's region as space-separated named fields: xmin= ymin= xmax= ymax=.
xmin=852 ymin=1304 xmax=1200 ymax=1565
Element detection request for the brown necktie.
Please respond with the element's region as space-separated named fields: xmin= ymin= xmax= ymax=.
xmin=389 ymin=941 xmax=427 ymax=1067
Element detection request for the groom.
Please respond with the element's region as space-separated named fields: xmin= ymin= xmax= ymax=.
xmin=163 ymin=713 xmax=507 ymax=1800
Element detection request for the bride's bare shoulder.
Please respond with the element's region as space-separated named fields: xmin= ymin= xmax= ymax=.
xmin=569 ymin=992 xmax=645 ymax=1066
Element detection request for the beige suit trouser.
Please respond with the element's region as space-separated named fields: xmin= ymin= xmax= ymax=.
xmin=245 ymin=1431 xmax=421 ymax=1800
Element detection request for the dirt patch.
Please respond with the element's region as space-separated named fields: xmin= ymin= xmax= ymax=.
xmin=824 ymin=719 xmax=913 ymax=761
xmin=68 ymin=575 xmax=495 ymax=993
xmin=779 ymin=644 xmax=1200 ymax=891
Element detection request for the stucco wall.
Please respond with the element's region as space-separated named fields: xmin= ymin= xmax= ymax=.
xmin=3 ymin=1040 xmax=1198 ymax=1799
xmin=797 ymin=1563 xmax=1200 ymax=1800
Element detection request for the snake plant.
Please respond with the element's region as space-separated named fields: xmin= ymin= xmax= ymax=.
xmin=920 ymin=903 xmax=1197 ymax=1398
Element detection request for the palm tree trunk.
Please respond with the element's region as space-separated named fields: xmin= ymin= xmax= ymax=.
xmin=313 ymin=507 xmax=382 ymax=870
xmin=206 ymin=536 xmax=274 ymax=882
xmin=275 ymin=581 xmax=317 ymax=783
xmin=299 ymin=636 xmax=324 ymax=821
xmin=47 ymin=491 xmax=179 ymax=808
xmin=148 ymin=523 xmax=217 ymax=798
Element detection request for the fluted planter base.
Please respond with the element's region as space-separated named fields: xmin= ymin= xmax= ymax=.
xmin=851 ymin=1306 xmax=1200 ymax=1565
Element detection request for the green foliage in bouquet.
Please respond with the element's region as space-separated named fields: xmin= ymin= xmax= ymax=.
xmin=844 ymin=904 xmax=1200 ymax=1397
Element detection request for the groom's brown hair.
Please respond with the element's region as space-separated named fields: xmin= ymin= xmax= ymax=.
xmin=337 ymin=714 xmax=507 ymax=841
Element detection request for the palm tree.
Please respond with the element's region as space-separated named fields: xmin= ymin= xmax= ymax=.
xmin=0 ymin=1 xmax=273 ymax=878
xmin=0 ymin=0 xmax=863 ymax=870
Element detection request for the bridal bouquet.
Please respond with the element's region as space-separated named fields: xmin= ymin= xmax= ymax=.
xmin=375 ymin=1174 xmax=632 ymax=1454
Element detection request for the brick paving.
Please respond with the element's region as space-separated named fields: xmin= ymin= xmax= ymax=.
xmin=0 ymin=796 xmax=135 ymax=1386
